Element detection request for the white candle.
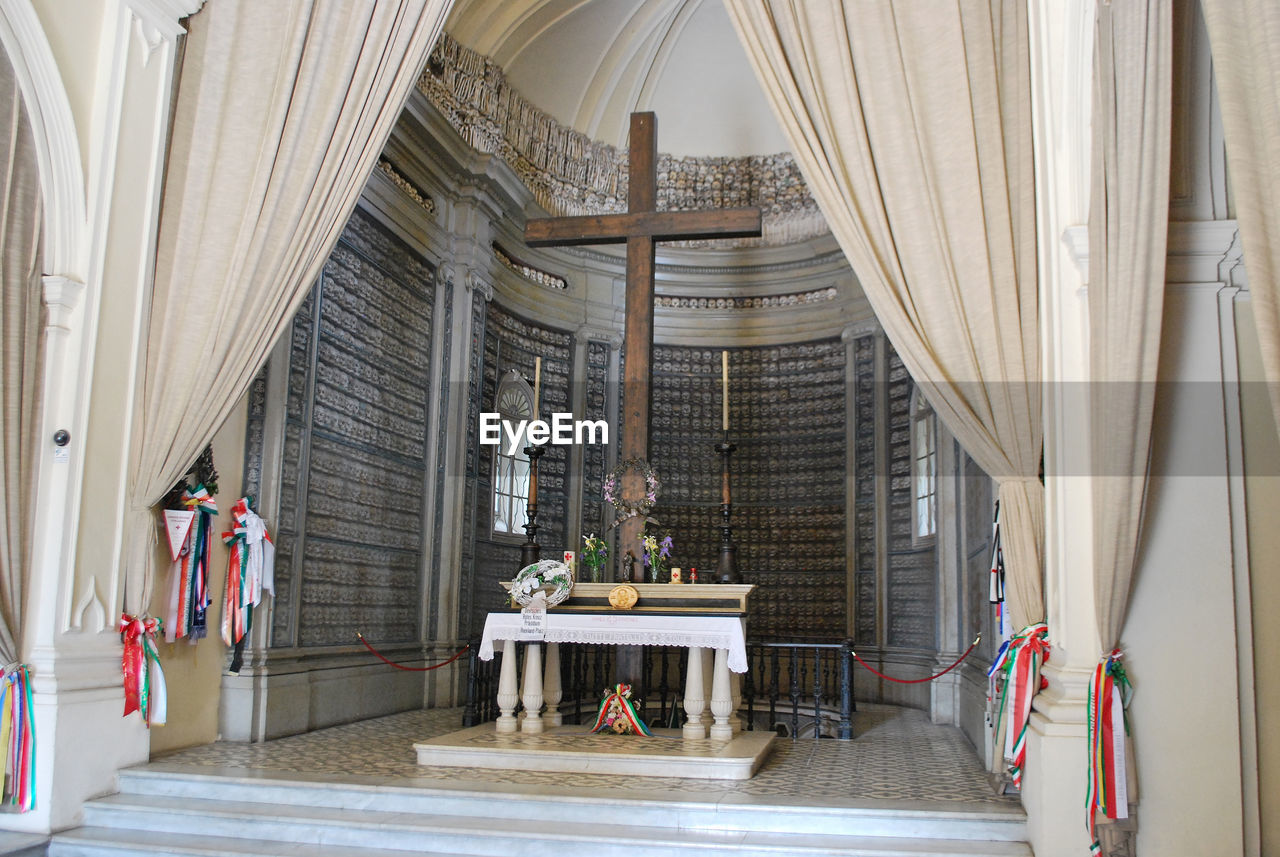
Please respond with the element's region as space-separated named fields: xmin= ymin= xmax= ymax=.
xmin=533 ymin=356 xmax=541 ymax=416
xmin=721 ymin=350 xmax=729 ymax=431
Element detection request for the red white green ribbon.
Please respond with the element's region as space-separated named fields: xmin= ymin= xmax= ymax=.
xmin=119 ymin=614 xmax=167 ymax=727
xmin=0 ymin=666 xmax=35 ymax=811
xmin=221 ymin=497 xmax=274 ymax=647
xmin=165 ymin=487 xmax=216 ymax=643
xmin=987 ymin=621 xmax=1050 ymax=788
xmin=1086 ymin=650 xmax=1132 ymax=854
xmin=590 ymin=683 xmax=652 ymax=736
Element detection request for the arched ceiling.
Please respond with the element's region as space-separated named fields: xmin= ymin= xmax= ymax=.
xmin=444 ymin=0 xmax=791 ymax=158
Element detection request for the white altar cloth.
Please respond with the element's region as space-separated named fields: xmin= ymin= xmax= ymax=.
xmin=479 ymin=612 xmax=749 ymax=672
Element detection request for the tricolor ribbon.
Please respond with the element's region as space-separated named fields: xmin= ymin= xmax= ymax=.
xmin=1086 ymin=650 xmax=1132 ymax=854
xmin=221 ymin=497 xmax=274 ymax=647
xmin=0 ymin=665 xmax=35 ymax=811
xmin=590 ymin=683 xmax=652 ymax=736
xmin=164 ymin=487 xmax=217 ymax=643
xmin=119 ymin=614 xmax=166 ymax=727
xmin=987 ymin=621 xmax=1050 ymax=788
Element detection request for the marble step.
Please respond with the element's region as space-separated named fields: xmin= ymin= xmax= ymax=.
xmin=49 ymin=826 xmax=473 ymax=857
xmin=115 ymin=767 xmax=1028 ymax=842
xmin=66 ymin=791 xmax=1032 ymax=857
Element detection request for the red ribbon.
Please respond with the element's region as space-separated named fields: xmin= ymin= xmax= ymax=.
xmin=119 ymin=614 xmax=158 ymax=718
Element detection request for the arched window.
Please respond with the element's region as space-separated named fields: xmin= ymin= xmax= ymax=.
xmin=492 ymin=369 xmax=534 ymax=537
xmin=910 ymin=386 xmax=938 ymax=542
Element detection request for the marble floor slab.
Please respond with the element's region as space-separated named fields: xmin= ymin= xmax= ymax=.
xmin=153 ymin=704 xmax=1017 ymax=814
xmin=414 ymin=723 xmax=776 ymax=779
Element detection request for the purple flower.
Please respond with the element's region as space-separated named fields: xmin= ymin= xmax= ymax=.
xmin=659 ymin=536 xmax=673 ymax=558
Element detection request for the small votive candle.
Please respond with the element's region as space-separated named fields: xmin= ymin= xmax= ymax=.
xmin=670 ymin=567 xmax=682 ymax=584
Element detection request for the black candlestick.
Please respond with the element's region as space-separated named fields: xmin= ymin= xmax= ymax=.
xmin=521 ymin=444 xmax=545 ymax=569
xmin=715 ymin=433 xmax=740 ymax=584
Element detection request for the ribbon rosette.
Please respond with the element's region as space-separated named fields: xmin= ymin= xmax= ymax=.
xmin=987 ymin=621 xmax=1050 ymax=788
xmin=589 ymin=683 xmax=652 ymax=736
xmin=119 ymin=614 xmax=167 ymax=727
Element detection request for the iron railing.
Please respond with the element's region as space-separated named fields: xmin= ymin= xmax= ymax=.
xmin=462 ymin=638 xmax=856 ymax=740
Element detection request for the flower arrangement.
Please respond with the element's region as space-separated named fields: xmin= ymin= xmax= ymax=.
xmin=581 ymin=533 xmax=608 ymax=583
xmin=602 ymin=458 xmax=659 ymax=526
xmin=641 ymin=532 xmax=673 ymax=584
xmin=509 ymin=559 xmax=574 ymax=607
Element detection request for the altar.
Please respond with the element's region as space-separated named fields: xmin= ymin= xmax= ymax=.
xmin=414 ymin=583 xmax=776 ymax=779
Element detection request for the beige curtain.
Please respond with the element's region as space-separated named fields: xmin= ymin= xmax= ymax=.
xmin=124 ymin=0 xmax=453 ymax=612
xmin=0 ymin=45 xmax=41 ymax=667
xmin=725 ymin=0 xmax=1043 ymax=628
xmin=1200 ymin=1 xmax=1280 ymax=430
xmin=1089 ymin=0 xmax=1172 ymax=655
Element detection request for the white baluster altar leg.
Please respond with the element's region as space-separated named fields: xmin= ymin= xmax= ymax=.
xmin=730 ymin=670 xmax=743 ymax=733
xmin=682 ymin=646 xmax=707 ymax=739
xmin=710 ymin=648 xmax=734 ymax=740
xmin=543 ymin=642 xmax=562 ymax=728
xmin=495 ymin=639 xmax=520 ymax=733
xmin=521 ymin=642 xmax=544 ymax=733
xmin=702 ymin=647 xmax=714 ymax=707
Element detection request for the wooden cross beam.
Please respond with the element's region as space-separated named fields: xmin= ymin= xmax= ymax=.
xmin=525 ymin=112 xmax=762 ymax=567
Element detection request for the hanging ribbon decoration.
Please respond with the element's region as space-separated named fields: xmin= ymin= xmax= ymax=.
xmin=987 ymin=621 xmax=1050 ymax=788
xmin=0 ymin=666 xmax=35 ymax=811
xmin=590 ymin=683 xmax=652 ymax=736
xmin=164 ymin=487 xmax=217 ymax=643
xmin=221 ymin=497 xmax=274 ymax=649
xmin=119 ymin=614 xmax=167 ymax=727
xmin=1086 ymin=650 xmax=1133 ymax=854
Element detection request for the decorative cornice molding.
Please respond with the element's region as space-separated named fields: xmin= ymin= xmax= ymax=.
xmin=419 ymin=33 xmax=829 ymax=248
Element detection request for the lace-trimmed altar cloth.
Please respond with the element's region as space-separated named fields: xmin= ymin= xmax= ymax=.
xmin=479 ymin=612 xmax=749 ymax=672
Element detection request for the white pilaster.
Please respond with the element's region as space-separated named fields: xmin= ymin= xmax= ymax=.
xmin=4 ymin=0 xmax=202 ymax=834
xmin=1023 ymin=2 xmax=1099 ymax=855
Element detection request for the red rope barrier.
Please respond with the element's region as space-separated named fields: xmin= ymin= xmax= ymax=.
xmin=852 ymin=634 xmax=981 ymax=684
xmin=356 ymin=633 xmax=469 ymax=672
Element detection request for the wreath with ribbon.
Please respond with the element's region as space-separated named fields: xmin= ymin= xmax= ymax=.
xmin=602 ymin=457 xmax=659 ymax=526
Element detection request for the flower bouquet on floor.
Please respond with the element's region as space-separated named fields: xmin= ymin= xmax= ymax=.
xmin=589 ymin=683 xmax=652 ymax=736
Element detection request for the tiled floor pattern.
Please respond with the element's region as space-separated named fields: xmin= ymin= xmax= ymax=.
xmin=155 ymin=704 xmax=1014 ymax=810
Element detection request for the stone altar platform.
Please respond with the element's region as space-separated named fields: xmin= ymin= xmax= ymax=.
xmin=414 ymin=723 xmax=776 ymax=780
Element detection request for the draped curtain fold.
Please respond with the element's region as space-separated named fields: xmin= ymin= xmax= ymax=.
xmin=124 ymin=0 xmax=453 ymax=612
xmin=723 ymin=0 xmax=1044 ymax=629
xmin=1200 ymin=1 xmax=1280 ymax=431
xmin=0 ymin=44 xmax=42 ymax=667
xmin=1088 ymin=0 xmax=1172 ymax=661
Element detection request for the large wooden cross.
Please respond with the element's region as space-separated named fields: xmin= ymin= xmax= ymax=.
xmin=525 ymin=112 xmax=762 ymax=563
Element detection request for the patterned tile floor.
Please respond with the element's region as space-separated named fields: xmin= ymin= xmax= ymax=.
xmin=154 ymin=704 xmax=1016 ymax=813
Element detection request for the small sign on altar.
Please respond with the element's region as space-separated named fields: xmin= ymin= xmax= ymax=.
xmin=518 ymin=598 xmax=547 ymax=641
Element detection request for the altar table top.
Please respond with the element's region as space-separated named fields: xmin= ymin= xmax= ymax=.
xmin=478 ymin=612 xmax=749 ymax=672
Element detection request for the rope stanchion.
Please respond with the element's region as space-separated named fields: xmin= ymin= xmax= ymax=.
xmin=851 ymin=634 xmax=981 ymax=684
xmin=356 ymin=633 xmax=469 ymax=672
